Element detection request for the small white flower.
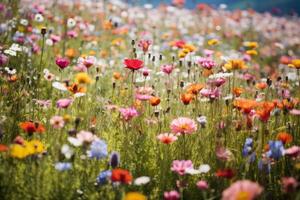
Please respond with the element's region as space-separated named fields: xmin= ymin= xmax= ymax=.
xmin=20 ymin=19 xmax=28 ymax=26
xmin=52 ymin=82 xmax=67 ymax=91
xmin=5 ymin=67 xmax=16 ymax=75
xmin=196 ymin=116 xmax=207 ymax=125
xmin=185 ymin=168 xmax=201 ymax=175
xmin=199 ymin=164 xmax=211 ymax=173
xmin=46 ymin=39 xmax=53 ymax=46
xmin=4 ymin=49 xmax=16 ymax=56
xmin=67 ymin=18 xmax=76 ymax=28
xmin=61 ymin=144 xmax=74 ymax=159
xmin=34 ymin=14 xmax=44 ymax=22
xmin=68 ymin=137 xmax=83 ymax=147
xmin=134 ymin=176 xmax=151 ymax=185
xmin=74 ymin=92 xmax=86 ymax=98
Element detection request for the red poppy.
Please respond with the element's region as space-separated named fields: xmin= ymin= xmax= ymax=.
xmin=111 ymin=169 xmax=132 ymax=184
xmin=215 ymin=169 xmax=235 ymax=179
xmin=124 ymin=59 xmax=143 ymax=71
xmin=19 ymin=121 xmax=45 ymax=134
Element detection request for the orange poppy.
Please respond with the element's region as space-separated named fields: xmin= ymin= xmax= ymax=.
xmin=68 ymin=83 xmax=86 ymax=94
xmin=233 ymin=99 xmax=257 ymax=114
xmin=186 ymin=83 xmax=205 ymax=95
xmin=256 ymin=101 xmax=275 ymax=122
xmin=232 ymin=87 xmax=244 ymax=97
xmin=19 ymin=121 xmax=45 ymax=134
xmin=113 ymin=72 xmax=122 ymax=80
xmin=180 ymin=93 xmax=194 ymax=105
xmin=149 ymin=96 xmax=161 ymax=106
xmin=255 ymin=82 xmax=268 ymax=90
xmin=277 ymin=132 xmax=293 ymax=144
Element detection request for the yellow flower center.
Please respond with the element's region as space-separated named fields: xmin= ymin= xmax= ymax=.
xmin=236 ymin=191 xmax=250 ymax=200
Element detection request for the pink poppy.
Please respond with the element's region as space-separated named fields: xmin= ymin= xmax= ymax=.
xmin=56 ymin=98 xmax=73 ymax=108
xmin=171 ymin=160 xmax=193 ymax=176
xmin=164 ymin=190 xmax=180 ymax=200
xmin=170 ymin=117 xmax=197 ymax=135
xmin=222 ymin=180 xmax=263 ymax=200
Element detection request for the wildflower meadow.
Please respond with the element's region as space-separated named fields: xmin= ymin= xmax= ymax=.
xmin=0 ymin=0 xmax=300 ymax=199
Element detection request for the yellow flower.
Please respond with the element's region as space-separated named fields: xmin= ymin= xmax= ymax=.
xmin=207 ymin=39 xmax=219 ymax=46
xmin=75 ymin=73 xmax=92 ymax=84
xmin=288 ymin=59 xmax=300 ymax=69
xmin=224 ymin=59 xmax=247 ymax=71
xmin=183 ymin=44 xmax=196 ymax=52
xmin=10 ymin=144 xmax=28 ymax=159
xmin=246 ymin=49 xmax=258 ymax=56
xmin=28 ymin=140 xmax=45 ymax=154
xmin=63 ymin=114 xmax=72 ymax=123
xmin=124 ymin=192 xmax=147 ymax=200
xmin=243 ymin=41 xmax=259 ymax=49
xmin=178 ymin=51 xmax=187 ymax=58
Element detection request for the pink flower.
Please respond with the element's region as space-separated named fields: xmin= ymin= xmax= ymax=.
xmin=50 ymin=116 xmax=65 ymax=129
xmin=197 ymin=180 xmax=209 ymax=190
xmin=157 ymin=133 xmax=178 ymax=144
xmin=208 ymin=77 xmax=226 ymax=87
xmin=222 ymin=180 xmax=263 ymax=200
xmin=200 ymin=88 xmax=221 ymax=99
xmin=290 ymin=109 xmax=300 ymax=115
xmin=50 ymin=34 xmax=61 ymax=43
xmin=170 ymin=117 xmax=197 ymax=135
xmin=73 ymin=64 xmax=87 ymax=72
xmin=56 ymin=98 xmax=73 ymax=109
xmin=56 ymin=57 xmax=70 ymax=69
xmin=34 ymin=99 xmax=51 ymax=109
xmin=281 ymin=177 xmax=299 ymax=193
xmin=197 ymin=57 xmax=216 ymax=70
xmin=119 ymin=107 xmax=138 ymax=121
xmin=142 ymin=68 xmax=150 ymax=77
xmin=135 ymin=86 xmax=154 ymax=100
xmin=76 ymin=130 xmax=97 ymax=143
xmin=78 ymin=56 xmax=96 ymax=68
xmin=216 ymin=146 xmax=233 ymax=161
xmin=171 ymin=160 xmax=193 ymax=176
xmin=164 ymin=190 xmax=180 ymax=200
xmin=284 ymin=146 xmax=300 ymax=158
xmin=161 ymin=64 xmax=174 ymax=75
xmin=203 ymin=49 xmax=214 ymax=57
xmin=67 ymin=30 xmax=78 ymax=38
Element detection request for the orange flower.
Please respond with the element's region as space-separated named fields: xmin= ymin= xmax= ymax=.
xmin=149 ymin=96 xmax=161 ymax=106
xmin=0 ymin=144 xmax=9 ymax=152
xmin=277 ymin=132 xmax=293 ymax=144
xmin=233 ymin=87 xmax=244 ymax=97
xmin=111 ymin=169 xmax=132 ymax=184
xmin=202 ymin=69 xmax=213 ymax=77
xmin=180 ymin=93 xmax=193 ymax=105
xmin=68 ymin=83 xmax=86 ymax=94
xmin=255 ymin=82 xmax=268 ymax=90
xmin=186 ymin=83 xmax=205 ymax=95
xmin=65 ymin=48 xmax=77 ymax=59
xmin=233 ymin=99 xmax=257 ymax=114
xmin=256 ymin=101 xmax=275 ymax=122
xmin=113 ymin=72 xmax=122 ymax=80
xmin=19 ymin=121 xmax=45 ymax=134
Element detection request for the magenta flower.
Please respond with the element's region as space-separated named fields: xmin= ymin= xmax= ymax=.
xmin=222 ymin=180 xmax=263 ymax=200
xmin=197 ymin=57 xmax=216 ymax=70
xmin=56 ymin=57 xmax=70 ymax=70
xmin=171 ymin=160 xmax=193 ymax=176
xmin=56 ymin=98 xmax=73 ymax=108
xmin=164 ymin=190 xmax=180 ymax=200
xmin=208 ymin=77 xmax=226 ymax=87
xmin=119 ymin=107 xmax=138 ymax=121
xmin=0 ymin=53 xmax=8 ymax=66
xmin=281 ymin=177 xmax=299 ymax=193
xmin=284 ymin=146 xmax=300 ymax=158
xmin=170 ymin=117 xmax=197 ymax=135
xmin=161 ymin=64 xmax=174 ymax=75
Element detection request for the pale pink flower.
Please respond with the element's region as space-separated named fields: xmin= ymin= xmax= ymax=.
xmin=78 ymin=56 xmax=96 ymax=68
xmin=164 ymin=190 xmax=180 ymax=200
xmin=50 ymin=34 xmax=61 ymax=43
xmin=138 ymin=39 xmax=152 ymax=53
xmin=119 ymin=107 xmax=138 ymax=121
xmin=290 ymin=109 xmax=300 ymax=115
xmin=34 ymin=99 xmax=51 ymax=109
xmin=76 ymin=130 xmax=97 ymax=143
xmin=284 ymin=146 xmax=300 ymax=158
xmin=197 ymin=57 xmax=216 ymax=70
xmin=161 ymin=64 xmax=174 ymax=75
xmin=197 ymin=180 xmax=209 ymax=190
xmin=50 ymin=116 xmax=65 ymax=129
xmin=170 ymin=117 xmax=197 ymax=135
xmin=171 ymin=160 xmax=193 ymax=176
xmin=135 ymin=86 xmax=154 ymax=100
xmin=281 ymin=177 xmax=299 ymax=193
xmin=200 ymin=88 xmax=221 ymax=99
xmin=216 ymin=146 xmax=233 ymax=161
xmin=157 ymin=133 xmax=178 ymax=144
xmin=56 ymin=98 xmax=73 ymax=109
xmin=67 ymin=30 xmax=78 ymax=38
xmin=222 ymin=180 xmax=263 ymax=200
xmin=203 ymin=49 xmax=214 ymax=57
xmin=73 ymin=64 xmax=87 ymax=72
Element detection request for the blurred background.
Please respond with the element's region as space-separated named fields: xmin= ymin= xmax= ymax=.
xmin=126 ymin=0 xmax=300 ymax=15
